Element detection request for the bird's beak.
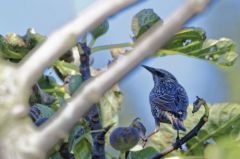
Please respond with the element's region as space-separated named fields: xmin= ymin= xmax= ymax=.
xmin=142 ymin=65 xmax=156 ymax=74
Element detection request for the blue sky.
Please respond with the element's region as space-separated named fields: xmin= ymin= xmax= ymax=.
xmin=1 ymin=0 xmax=239 ymax=130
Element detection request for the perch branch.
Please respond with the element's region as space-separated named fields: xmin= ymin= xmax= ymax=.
xmin=150 ymin=97 xmax=209 ymax=159
xmin=17 ymin=0 xmax=138 ymax=87
xmin=29 ymin=0 xmax=210 ymax=154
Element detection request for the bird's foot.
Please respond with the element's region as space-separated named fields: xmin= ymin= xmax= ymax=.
xmin=173 ymin=135 xmax=183 ymax=150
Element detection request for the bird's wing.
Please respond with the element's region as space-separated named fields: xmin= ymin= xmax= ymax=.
xmin=174 ymin=85 xmax=189 ymax=120
xmin=176 ymin=86 xmax=189 ymax=110
xmin=150 ymin=93 xmax=176 ymax=112
xmin=150 ymin=83 xmax=188 ymax=117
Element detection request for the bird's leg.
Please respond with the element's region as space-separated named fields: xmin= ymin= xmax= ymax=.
xmin=165 ymin=112 xmax=183 ymax=150
xmin=141 ymin=124 xmax=160 ymax=147
xmin=176 ymin=130 xmax=179 ymax=141
xmin=175 ymin=130 xmax=182 ymax=150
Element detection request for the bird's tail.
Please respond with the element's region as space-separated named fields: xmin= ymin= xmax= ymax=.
xmin=166 ymin=112 xmax=186 ymax=131
xmin=172 ymin=118 xmax=186 ymax=131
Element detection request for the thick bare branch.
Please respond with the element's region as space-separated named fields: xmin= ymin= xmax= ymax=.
xmin=30 ymin=0 xmax=210 ymax=154
xmin=17 ymin=0 xmax=138 ymax=87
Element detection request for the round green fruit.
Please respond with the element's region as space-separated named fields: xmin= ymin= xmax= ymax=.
xmin=109 ymin=126 xmax=140 ymax=151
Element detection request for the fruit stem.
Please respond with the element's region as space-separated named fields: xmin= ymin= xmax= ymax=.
xmin=119 ymin=151 xmax=126 ymax=159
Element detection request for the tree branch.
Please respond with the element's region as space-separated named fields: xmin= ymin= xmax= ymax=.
xmin=17 ymin=0 xmax=139 ymax=87
xmin=29 ymin=0 xmax=210 ymax=155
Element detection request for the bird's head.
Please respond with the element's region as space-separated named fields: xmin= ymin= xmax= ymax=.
xmin=142 ymin=65 xmax=177 ymax=84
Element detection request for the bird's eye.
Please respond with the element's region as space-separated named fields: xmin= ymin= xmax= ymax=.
xmin=157 ymin=71 xmax=165 ymax=77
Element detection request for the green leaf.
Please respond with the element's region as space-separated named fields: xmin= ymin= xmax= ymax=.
xmin=24 ymin=28 xmax=46 ymax=46
xmin=100 ymin=85 xmax=123 ymax=127
xmin=149 ymin=123 xmax=176 ymax=150
xmin=129 ymin=147 xmax=158 ymax=159
xmin=29 ymin=84 xmax=56 ymax=105
xmin=36 ymin=76 xmax=68 ymax=110
xmin=156 ymin=28 xmax=238 ymax=67
xmin=90 ymin=20 xmax=109 ymax=39
xmin=0 ymin=29 xmax=45 ymax=61
xmin=68 ymin=120 xmax=90 ymax=153
xmin=131 ymin=9 xmax=162 ymax=39
xmin=204 ymin=137 xmax=240 ymax=159
xmin=0 ymin=34 xmax=27 ymax=60
xmin=194 ymin=38 xmax=238 ymax=66
xmin=32 ymin=104 xmax=55 ymax=118
xmin=50 ymin=94 xmax=66 ymax=110
xmin=49 ymin=152 xmax=63 ymax=159
xmin=53 ymin=60 xmax=79 ymax=76
xmin=68 ymin=125 xmax=85 ymax=152
xmin=64 ymin=75 xmax=83 ymax=95
xmin=38 ymin=76 xmax=65 ymax=95
xmin=72 ymin=135 xmax=92 ymax=159
xmin=163 ymin=27 xmax=206 ymax=52
xmin=184 ymin=103 xmax=240 ymax=156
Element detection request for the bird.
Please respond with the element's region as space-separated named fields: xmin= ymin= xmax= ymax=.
xmin=142 ymin=65 xmax=189 ymax=142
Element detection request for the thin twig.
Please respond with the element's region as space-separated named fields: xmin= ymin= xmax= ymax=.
xmin=30 ymin=0 xmax=210 ymax=154
xmin=79 ymin=42 xmax=105 ymax=159
xmin=150 ymin=97 xmax=209 ymax=159
xmin=89 ymin=38 xmax=97 ymax=48
xmin=91 ymin=42 xmax=134 ymax=53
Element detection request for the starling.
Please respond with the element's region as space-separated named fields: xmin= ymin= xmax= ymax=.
xmin=143 ymin=65 xmax=189 ymax=140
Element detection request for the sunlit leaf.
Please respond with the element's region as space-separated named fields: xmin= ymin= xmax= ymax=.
xmin=0 ymin=28 xmax=45 ymax=60
xmin=100 ymin=85 xmax=123 ymax=127
xmin=54 ymin=60 xmax=79 ymax=76
xmin=156 ymin=28 xmax=238 ymax=67
xmin=132 ymin=9 xmax=162 ymax=39
xmin=195 ymin=38 xmax=238 ymax=66
xmin=0 ymin=34 xmax=27 ymax=60
xmin=90 ymin=20 xmax=109 ymax=39
xmin=38 ymin=76 xmax=65 ymax=95
xmin=204 ymin=137 xmax=240 ymax=159
xmin=128 ymin=147 xmax=158 ymax=159
xmin=162 ymin=27 xmax=206 ymax=52
xmin=150 ymin=123 xmax=176 ymax=150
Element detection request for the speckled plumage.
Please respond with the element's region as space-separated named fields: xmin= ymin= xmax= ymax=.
xmin=143 ymin=65 xmax=189 ymax=131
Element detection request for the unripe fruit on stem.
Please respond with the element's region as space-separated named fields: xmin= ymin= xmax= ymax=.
xmin=109 ymin=126 xmax=140 ymax=151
